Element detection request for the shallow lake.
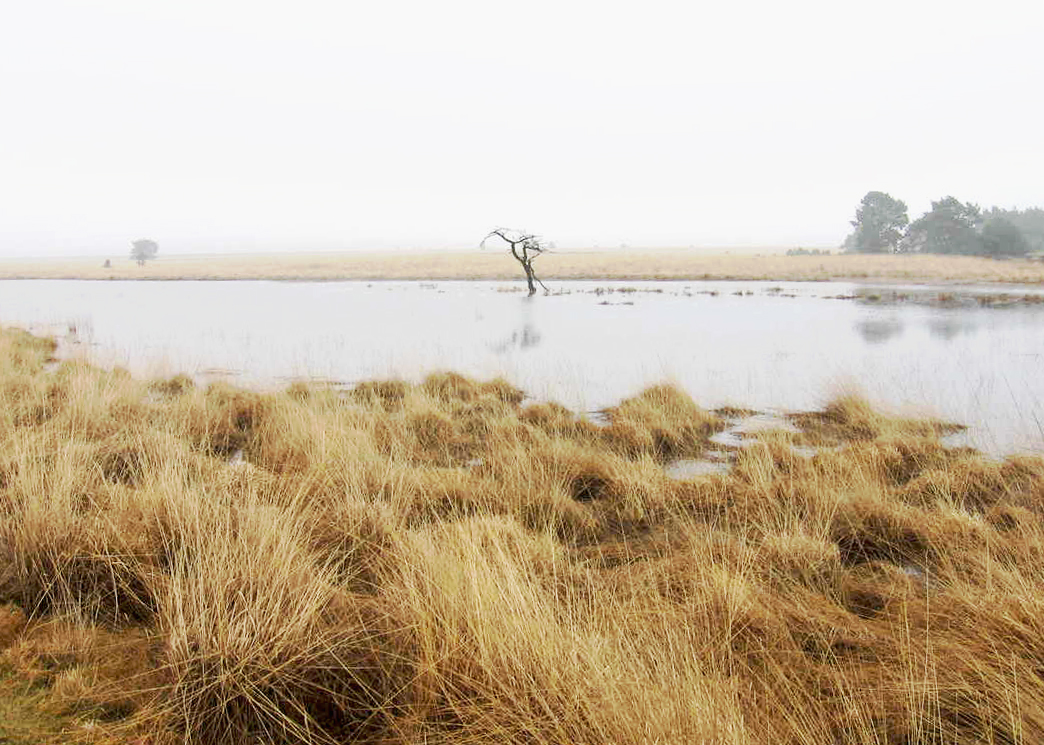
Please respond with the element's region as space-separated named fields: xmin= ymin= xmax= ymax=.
xmin=1 ymin=279 xmax=1042 ymax=455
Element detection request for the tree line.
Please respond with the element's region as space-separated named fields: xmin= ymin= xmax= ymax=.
xmin=844 ymin=191 xmax=1044 ymax=257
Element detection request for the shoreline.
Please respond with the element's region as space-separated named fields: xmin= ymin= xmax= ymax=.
xmin=2 ymin=250 xmax=1044 ymax=284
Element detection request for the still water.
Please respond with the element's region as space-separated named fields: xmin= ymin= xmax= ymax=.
xmin=1 ymin=279 xmax=1042 ymax=455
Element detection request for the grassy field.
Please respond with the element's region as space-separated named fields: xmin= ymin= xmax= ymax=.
xmin=2 ymin=325 xmax=1044 ymax=743
xmin=3 ymin=249 xmax=1044 ymax=283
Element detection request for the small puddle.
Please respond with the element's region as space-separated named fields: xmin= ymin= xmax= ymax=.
xmin=665 ymin=458 xmax=731 ymax=479
xmin=901 ymin=563 xmax=942 ymax=593
xmin=709 ymin=411 xmax=800 ymax=448
xmin=709 ymin=429 xmax=744 ymax=448
xmin=666 ymin=411 xmax=815 ymax=480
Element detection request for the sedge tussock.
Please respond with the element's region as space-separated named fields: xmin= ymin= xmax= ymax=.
xmin=153 ymin=500 xmax=398 ymax=744
xmin=602 ymin=383 xmax=725 ymax=459
xmin=792 ymin=393 xmax=964 ymax=447
xmin=389 ymin=516 xmax=739 ymax=743
xmin=1 ymin=324 xmax=1044 ymax=744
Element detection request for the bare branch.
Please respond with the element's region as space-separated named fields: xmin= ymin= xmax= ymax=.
xmin=481 ymin=228 xmax=512 ymax=248
xmin=483 ymin=227 xmax=550 ymax=296
xmin=483 ymin=227 xmax=538 ymax=249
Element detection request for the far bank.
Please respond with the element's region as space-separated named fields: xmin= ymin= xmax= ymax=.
xmin=2 ymin=250 xmax=1044 ymax=284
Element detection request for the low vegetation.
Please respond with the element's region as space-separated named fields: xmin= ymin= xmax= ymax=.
xmin=1 ymin=325 xmax=1044 ymax=743
xmin=4 ymin=250 xmax=1044 ymax=283
xmin=844 ymin=192 xmax=1043 ymax=258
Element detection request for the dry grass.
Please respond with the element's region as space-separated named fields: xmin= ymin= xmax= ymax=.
xmin=2 ymin=324 xmax=1044 ymax=743
xmin=4 ymin=249 xmax=1044 ymax=283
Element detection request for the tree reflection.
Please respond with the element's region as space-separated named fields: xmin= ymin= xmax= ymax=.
xmin=854 ymin=318 xmax=904 ymax=344
xmin=492 ymin=323 xmax=542 ymax=353
xmin=927 ymin=317 xmax=977 ymax=341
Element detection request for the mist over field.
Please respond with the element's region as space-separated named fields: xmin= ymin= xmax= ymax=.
xmin=1 ymin=0 xmax=1041 ymax=256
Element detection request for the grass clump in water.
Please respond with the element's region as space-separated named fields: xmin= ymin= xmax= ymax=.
xmin=601 ymin=383 xmax=725 ymax=458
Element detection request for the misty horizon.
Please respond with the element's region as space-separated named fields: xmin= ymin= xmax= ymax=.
xmin=2 ymin=0 xmax=1041 ymax=258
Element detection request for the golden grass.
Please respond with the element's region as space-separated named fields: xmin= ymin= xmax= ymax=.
xmin=1 ymin=324 xmax=1044 ymax=743
xmin=3 ymin=249 xmax=1044 ymax=283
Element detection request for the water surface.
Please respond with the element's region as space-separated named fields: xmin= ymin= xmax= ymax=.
xmin=1 ymin=279 xmax=1041 ymax=454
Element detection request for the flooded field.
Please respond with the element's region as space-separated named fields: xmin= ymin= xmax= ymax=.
xmin=1 ymin=278 xmax=1042 ymax=454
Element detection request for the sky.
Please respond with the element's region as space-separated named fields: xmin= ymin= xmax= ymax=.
xmin=1 ymin=0 xmax=1042 ymax=256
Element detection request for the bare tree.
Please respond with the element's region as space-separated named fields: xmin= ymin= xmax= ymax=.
xmin=481 ymin=228 xmax=549 ymax=296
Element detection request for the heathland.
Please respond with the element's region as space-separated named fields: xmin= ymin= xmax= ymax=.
xmin=3 ymin=249 xmax=1044 ymax=283
xmin=2 ymin=324 xmax=1044 ymax=744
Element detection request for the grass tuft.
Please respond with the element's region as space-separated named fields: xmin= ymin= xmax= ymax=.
xmin=1 ymin=324 xmax=1043 ymax=744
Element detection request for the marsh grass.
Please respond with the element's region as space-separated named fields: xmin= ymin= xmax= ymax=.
xmin=1 ymin=325 xmax=1044 ymax=743
xmin=4 ymin=250 xmax=1044 ymax=284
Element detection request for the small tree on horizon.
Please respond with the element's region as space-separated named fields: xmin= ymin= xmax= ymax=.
xmin=130 ymin=238 xmax=159 ymax=266
xmin=481 ymin=228 xmax=549 ymax=296
xmin=981 ymin=217 xmax=1031 ymax=257
xmin=903 ymin=197 xmax=983 ymax=255
xmin=843 ymin=191 xmax=909 ymax=253
xmin=983 ymin=206 xmax=1044 ymax=253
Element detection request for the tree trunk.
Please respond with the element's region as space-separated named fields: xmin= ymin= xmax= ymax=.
xmin=523 ymin=260 xmax=537 ymax=296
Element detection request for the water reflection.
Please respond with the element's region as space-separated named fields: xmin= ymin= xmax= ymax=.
xmin=927 ymin=316 xmax=978 ymax=341
xmin=491 ymin=298 xmax=543 ymax=354
xmin=492 ymin=323 xmax=542 ymax=354
xmin=853 ymin=318 xmax=904 ymax=344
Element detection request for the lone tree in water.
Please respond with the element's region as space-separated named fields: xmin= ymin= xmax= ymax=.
xmin=130 ymin=238 xmax=159 ymax=266
xmin=482 ymin=228 xmax=549 ymax=296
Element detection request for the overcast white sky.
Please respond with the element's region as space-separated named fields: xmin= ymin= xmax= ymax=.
xmin=1 ymin=0 xmax=1041 ymax=256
